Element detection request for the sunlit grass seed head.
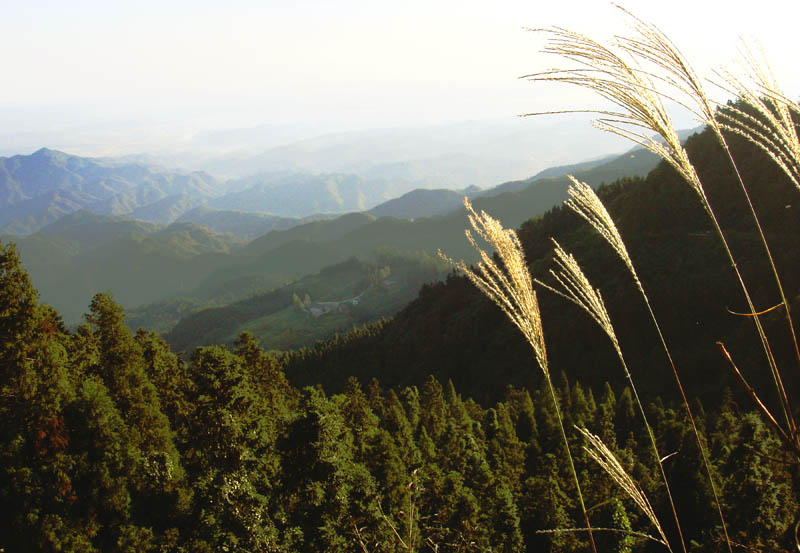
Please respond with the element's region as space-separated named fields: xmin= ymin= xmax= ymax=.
xmin=565 ymin=176 xmax=638 ymax=284
xmin=576 ymin=426 xmax=668 ymax=548
xmin=716 ymin=43 xmax=800 ymax=191
xmin=438 ymin=198 xmax=549 ymax=377
xmin=524 ymin=22 xmax=709 ymax=209
xmin=537 ymin=239 xmax=621 ymax=356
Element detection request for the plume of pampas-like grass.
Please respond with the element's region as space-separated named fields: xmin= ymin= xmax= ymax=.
xmin=439 ymin=197 xmax=599 ymax=553
xmin=439 ymin=198 xmax=548 ymax=377
xmin=564 ymin=175 xmax=732 ymax=551
xmin=576 ymin=426 xmax=669 ymax=547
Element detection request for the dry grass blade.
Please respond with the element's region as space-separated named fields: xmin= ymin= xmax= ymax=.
xmin=438 ymin=198 xmax=548 ymax=377
xmin=440 ymin=198 xmax=599 ymax=553
xmin=536 ymin=526 xmax=665 ymax=545
xmin=577 ymin=426 xmax=670 ymax=548
xmin=565 ymin=176 xmax=637 ymax=284
xmin=537 ymin=239 xmax=621 ymax=356
xmin=716 ymin=42 xmax=800 ymax=190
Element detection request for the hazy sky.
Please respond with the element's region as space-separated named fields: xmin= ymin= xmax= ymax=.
xmin=1 ymin=0 xmax=797 ymax=154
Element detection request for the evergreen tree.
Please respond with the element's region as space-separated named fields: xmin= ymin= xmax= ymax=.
xmin=721 ymin=413 xmax=798 ymax=551
xmin=279 ymin=387 xmax=375 ymax=552
xmin=135 ymin=328 xmax=192 ymax=434
xmin=84 ymin=293 xmax=188 ymax=533
xmin=184 ymin=345 xmax=279 ymax=552
xmin=0 ymin=243 xmax=83 ymax=551
xmin=518 ymin=455 xmax=579 ymax=553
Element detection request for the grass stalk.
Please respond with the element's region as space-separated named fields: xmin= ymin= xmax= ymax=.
xmin=537 ymin=241 xmax=681 ymax=552
xmin=576 ymin=426 xmax=670 ymax=547
xmin=524 ymin=22 xmax=793 ymax=439
xmin=615 ymin=9 xmax=799 ymax=436
xmin=439 ymin=200 xmax=598 ymax=553
xmin=565 ymin=176 xmax=733 ymax=551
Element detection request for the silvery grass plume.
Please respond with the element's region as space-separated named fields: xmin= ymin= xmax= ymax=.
xmin=612 ymin=6 xmax=800 ymax=392
xmin=616 ymin=7 xmax=800 ymax=445
xmin=565 ymin=175 xmax=733 ymax=551
xmin=576 ymin=427 xmax=670 ymax=550
xmin=565 ymin=176 xmax=638 ymax=289
xmin=438 ymin=198 xmax=548 ymax=377
xmin=716 ymin=43 xmax=800 ymax=191
xmin=439 ymin=198 xmax=599 ymax=553
xmin=526 ymin=6 xmax=796 ymax=474
xmin=714 ymin=45 xmax=800 ymax=373
xmin=611 ymin=5 xmax=720 ymax=140
xmin=521 ymin=24 xmax=709 ymax=213
xmin=715 ymin=44 xmax=800 ymax=444
xmin=536 ymin=239 xmax=621 ymax=358
xmin=537 ymin=239 xmax=685 ymax=552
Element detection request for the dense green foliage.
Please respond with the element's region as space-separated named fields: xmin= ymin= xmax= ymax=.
xmin=1 ymin=245 xmax=794 ymax=550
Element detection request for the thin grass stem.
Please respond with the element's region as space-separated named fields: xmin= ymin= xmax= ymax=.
xmin=539 ymin=241 xmax=682 ymax=552
xmin=439 ymin=199 xmax=599 ymax=553
xmin=564 ymin=175 xmax=733 ymax=551
xmin=528 ymin=11 xmax=797 ymax=483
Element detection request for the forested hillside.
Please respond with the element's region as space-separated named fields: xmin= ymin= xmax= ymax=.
xmin=165 ymin=250 xmax=448 ymax=353
xmin=125 ymin=146 xmax=661 ymax=339
xmin=286 ymin=126 xmax=800 ymax=405
xmin=0 ymin=242 xmax=795 ymax=552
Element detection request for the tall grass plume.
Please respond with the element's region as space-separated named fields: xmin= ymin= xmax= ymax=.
xmin=439 ymin=198 xmax=599 ymax=553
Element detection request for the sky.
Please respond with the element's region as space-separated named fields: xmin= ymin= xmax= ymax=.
xmin=1 ymin=0 xmax=797 ymax=155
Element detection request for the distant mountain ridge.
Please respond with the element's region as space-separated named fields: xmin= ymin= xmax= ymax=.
xmin=366 ymin=185 xmax=482 ymax=219
xmin=174 ymin=207 xmax=335 ymax=240
xmin=125 ymin=141 xmax=667 ymax=336
xmin=0 ymin=148 xmax=484 ymax=234
xmin=197 ymin=118 xmax=635 ymax=186
xmin=211 ymin=172 xmax=404 ymax=217
xmin=0 ymin=148 xmax=225 ymax=234
xmin=5 ymin=137 xmax=670 ymax=327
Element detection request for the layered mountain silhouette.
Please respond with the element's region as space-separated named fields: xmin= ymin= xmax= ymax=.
xmin=0 ymin=148 xmax=223 ymax=234
xmin=4 ymin=136 xmax=667 ymax=330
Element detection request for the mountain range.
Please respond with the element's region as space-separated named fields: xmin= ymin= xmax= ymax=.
xmin=0 ymin=148 xmax=224 ymax=234
xmin=7 ymin=143 xmax=661 ymax=339
xmin=0 ymin=149 xmax=491 ymax=235
xmin=194 ymin=118 xmax=634 ymax=184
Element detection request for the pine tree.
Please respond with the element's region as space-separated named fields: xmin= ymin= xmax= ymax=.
xmin=84 ymin=293 xmax=187 ymax=533
xmin=184 ymin=345 xmax=279 ymax=552
xmin=420 ymin=376 xmax=447 ymax=442
xmin=722 ymin=413 xmax=798 ymax=550
xmin=518 ymin=454 xmax=579 ymax=553
xmin=595 ymin=382 xmax=618 ymax=450
xmin=135 ymin=329 xmax=191 ymax=432
xmin=279 ymin=387 xmax=374 ymax=552
xmin=0 ymin=242 xmax=85 ymax=551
